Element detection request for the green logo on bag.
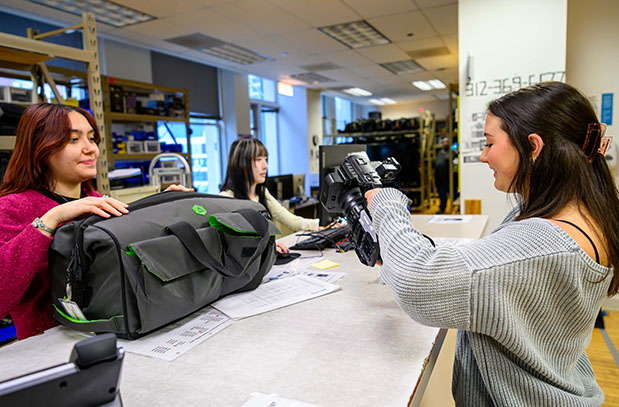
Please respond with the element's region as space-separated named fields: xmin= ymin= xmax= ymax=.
xmin=192 ymin=205 xmax=207 ymax=216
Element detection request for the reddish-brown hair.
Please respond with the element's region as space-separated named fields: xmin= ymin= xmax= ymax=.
xmin=0 ymin=103 xmax=101 ymax=196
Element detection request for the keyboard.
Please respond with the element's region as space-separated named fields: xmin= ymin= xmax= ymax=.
xmin=289 ymin=224 xmax=351 ymax=250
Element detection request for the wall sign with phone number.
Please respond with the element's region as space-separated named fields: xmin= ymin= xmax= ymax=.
xmin=465 ymin=71 xmax=565 ymax=97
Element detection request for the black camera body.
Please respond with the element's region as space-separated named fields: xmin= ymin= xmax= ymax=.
xmin=320 ymin=151 xmax=400 ymax=266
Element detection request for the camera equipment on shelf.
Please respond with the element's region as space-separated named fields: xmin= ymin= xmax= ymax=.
xmin=319 ymin=151 xmax=400 ymax=266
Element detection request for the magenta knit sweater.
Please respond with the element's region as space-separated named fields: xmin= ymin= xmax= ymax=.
xmin=0 ymin=189 xmax=99 ymax=340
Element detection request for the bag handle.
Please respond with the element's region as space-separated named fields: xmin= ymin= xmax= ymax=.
xmin=53 ymin=305 xmax=125 ymax=334
xmin=165 ymin=209 xmax=271 ymax=279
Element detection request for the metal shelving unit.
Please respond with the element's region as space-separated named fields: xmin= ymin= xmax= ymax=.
xmin=0 ymin=12 xmax=109 ymax=193
xmin=100 ymin=76 xmax=192 ymax=176
xmin=322 ymin=115 xmax=435 ymax=211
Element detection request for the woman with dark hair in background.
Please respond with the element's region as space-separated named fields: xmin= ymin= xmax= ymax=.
xmin=220 ymin=137 xmax=319 ymax=252
xmin=365 ymin=82 xmax=618 ymax=406
xmin=0 ymin=103 xmax=129 ymax=340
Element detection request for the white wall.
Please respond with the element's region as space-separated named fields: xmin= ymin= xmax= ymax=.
xmin=306 ymin=89 xmax=323 ymax=175
xmin=100 ymin=38 xmax=152 ymax=83
xmin=219 ymin=69 xmax=250 ymax=171
xmin=566 ymin=0 xmax=619 ymax=307
xmin=459 ymin=0 xmax=567 ymax=233
xmin=566 ymin=0 xmax=619 ymax=181
xmin=278 ymin=86 xmax=309 ymax=184
xmin=380 ymin=99 xmax=449 ymax=122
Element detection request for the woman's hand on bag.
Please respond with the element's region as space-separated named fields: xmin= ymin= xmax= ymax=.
xmin=276 ymin=241 xmax=289 ymax=254
xmin=40 ymin=196 xmax=129 ymax=233
xmin=364 ymin=188 xmax=382 ymax=208
xmin=164 ymin=184 xmax=195 ymax=192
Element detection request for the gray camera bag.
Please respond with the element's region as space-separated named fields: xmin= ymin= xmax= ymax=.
xmin=48 ymin=191 xmax=279 ymax=339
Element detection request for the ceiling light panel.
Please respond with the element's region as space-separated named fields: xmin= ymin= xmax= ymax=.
xmin=200 ymin=44 xmax=273 ymax=65
xmin=428 ymin=79 xmax=446 ymax=89
xmin=165 ymin=33 xmax=273 ymax=65
xmin=343 ymin=87 xmax=372 ymax=97
xmin=368 ymin=99 xmax=386 ymax=105
xmin=28 ymin=0 xmax=155 ymax=28
xmin=380 ymin=59 xmax=424 ymax=75
xmin=319 ymin=20 xmax=390 ymax=49
xmin=300 ymin=62 xmax=341 ymax=72
xmin=412 ymin=81 xmax=432 ymax=91
xmin=380 ymin=98 xmax=396 ymax=104
xmin=289 ymin=72 xmax=333 ymax=84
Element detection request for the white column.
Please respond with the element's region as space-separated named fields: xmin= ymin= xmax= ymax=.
xmin=458 ymin=0 xmax=567 ymax=232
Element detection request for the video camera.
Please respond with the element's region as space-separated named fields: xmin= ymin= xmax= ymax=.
xmin=319 ymin=151 xmax=400 ymax=266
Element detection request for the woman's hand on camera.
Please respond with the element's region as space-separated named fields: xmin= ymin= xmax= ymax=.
xmin=40 ymin=196 xmax=129 ymax=233
xmin=164 ymin=184 xmax=195 ymax=192
xmin=364 ymin=188 xmax=382 ymax=208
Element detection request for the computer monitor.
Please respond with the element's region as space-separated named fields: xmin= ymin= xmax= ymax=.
xmin=292 ymin=173 xmax=306 ymax=197
xmin=264 ymin=174 xmax=294 ymax=201
xmin=318 ymin=144 xmax=367 ymax=225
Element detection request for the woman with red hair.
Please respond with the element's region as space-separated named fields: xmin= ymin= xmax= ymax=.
xmin=0 ymin=103 xmax=129 ymax=340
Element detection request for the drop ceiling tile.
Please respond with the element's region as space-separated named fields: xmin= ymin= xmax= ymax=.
xmin=414 ymin=0 xmax=457 ymax=9
xmin=394 ymin=36 xmax=445 ymax=52
xmin=122 ymin=19 xmax=193 ymax=39
xmin=398 ymin=70 xmax=437 ymax=82
xmin=443 ymin=34 xmax=458 ymax=55
xmin=374 ymin=76 xmax=408 ymax=90
xmin=269 ymin=54 xmax=333 ymax=68
xmin=348 ymin=63 xmax=394 ymax=79
xmin=101 ymin=30 xmax=157 ymax=50
xmin=423 ymin=4 xmax=457 ymax=36
xmin=355 ymin=44 xmax=409 ymax=63
xmin=323 ymin=68 xmax=367 ymax=82
xmin=319 ymin=49 xmax=375 ymax=67
xmin=340 ymin=0 xmax=417 ymax=19
xmin=177 ymin=49 xmax=245 ymax=71
xmin=234 ymin=35 xmax=298 ymax=60
xmin=368 ymin=10 xmax=436 ymax=42
xmin=269 ymin=0 xmax=360 ymax=26
xmin=116 ymin=0 xmax=203 ymax=18
xmin=0 ymin=0 xmax=79 ymax=27
xmin=273 ymin=29 xmax=348 ymax=54
xmin=247 ymin=62 xmax=309 ymax=81
xmin=211 ymin=0 xmax=311 ymax=35
xmin=165 ymin=8 xmax=263 ymax=41
xmin=415 ymin=54 xmax=457 ymax=70
xmin=431 ymin=67 xmax=458 ymax=84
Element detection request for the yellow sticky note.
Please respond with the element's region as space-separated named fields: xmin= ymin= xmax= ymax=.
xmin=310 ymin=259 xmax=339 ymax=270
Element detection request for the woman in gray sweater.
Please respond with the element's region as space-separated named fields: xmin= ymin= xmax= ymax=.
xmin=366 ymin=82 xmax=618 ymax=406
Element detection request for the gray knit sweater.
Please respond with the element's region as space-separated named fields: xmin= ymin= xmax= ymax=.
xmin=369 ymin=188 xmax=612 ymax=407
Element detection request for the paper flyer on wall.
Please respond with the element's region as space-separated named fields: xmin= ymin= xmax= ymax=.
xmin=118 ymin=307 xmax=232 ymax=361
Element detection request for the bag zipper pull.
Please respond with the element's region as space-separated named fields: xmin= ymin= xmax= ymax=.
xmin=65 ymin=244 xmax=80 ymax=302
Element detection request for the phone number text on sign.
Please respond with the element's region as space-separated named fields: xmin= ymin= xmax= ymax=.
xmin=465 ymin=71 xmax=565 ymax=97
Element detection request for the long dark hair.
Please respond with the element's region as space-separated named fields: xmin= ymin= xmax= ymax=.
xmin=488 ymin=81 xmax=619 ymax=296
xmin=0 ymin=103 xmax=100 ymax=197
xmin=221 ymin=137 xmax=269 ymax=211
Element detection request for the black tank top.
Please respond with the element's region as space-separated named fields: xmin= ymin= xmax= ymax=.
xmin=554 ymin=219 xmax=599 ymax=263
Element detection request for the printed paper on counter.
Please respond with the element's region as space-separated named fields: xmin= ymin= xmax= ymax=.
xmin=212 ymin=275 xmax=340 ymax=320
xmin=118 ymin=307 xmax=232 ymax=361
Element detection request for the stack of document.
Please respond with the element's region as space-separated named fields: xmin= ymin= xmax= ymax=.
xmin=212 ymin=275 xmax=340 ymax=320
